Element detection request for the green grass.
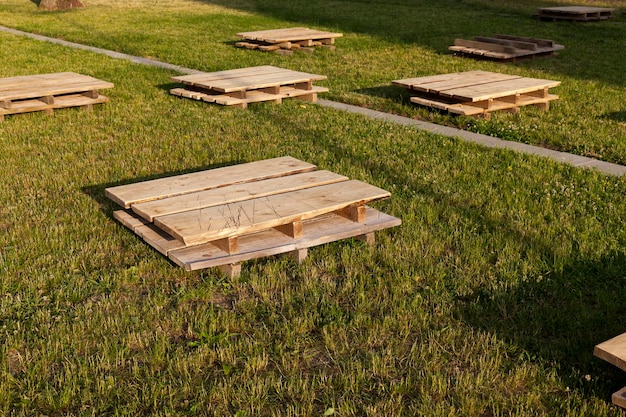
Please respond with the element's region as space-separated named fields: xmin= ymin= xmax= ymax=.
xmin=1 ymin=1 xmax=626 ymax=416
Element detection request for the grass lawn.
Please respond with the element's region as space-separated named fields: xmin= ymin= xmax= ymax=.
xmin=1 ymin=0 xmax=626 ymax=415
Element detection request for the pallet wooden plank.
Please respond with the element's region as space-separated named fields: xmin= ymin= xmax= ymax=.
xmin=612 ymin=387 xmax=626 ymax=409
xmin=154 ymin=180 xmax=391 ymax=246
xmin=393 ymin=71 xmax=519 ymax=93
xmin=236 ymin=27 xmax=343 ymax=44
xmin=172 ymin=66 xmax=280 ymax=84
xmin=105 ymin=156 xmax=317 ymax=209
xmin=114 ymin=210 xmax=185 ymax=255
xmin=132 ymin=170 xmax=348 ymax=222
xmin=0 ymin=72 xmax=113 ymax=101
xmin=594 ymin=332 xmax=626 ymax=372
xmin=442 ymin=77 xmax=560 ymax=102
xmin=169 ymin=207 xmax=401 ymax=271
xmin=172 ymin=66 xmax=326 ymax=93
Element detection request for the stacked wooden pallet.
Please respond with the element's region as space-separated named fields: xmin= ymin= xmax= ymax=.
xmin=449 ymin=34 xmax=564 ymax=61
xmin=0 ymin=72 xmax=113 ymax=122
xmin=170 ymin=65 xmax=328 ymax=108
xmin=106 ymin=157 xmax=401 ymax=276
xmin=393 ymin=70 xmax=560 ymax=118
xmin=594 ymin=333 xmax=626 ymax=408
xmin=235 ymin=27 xmax=342 ymax=54
xmin=536 ymin=6 xmax=616 ymax=21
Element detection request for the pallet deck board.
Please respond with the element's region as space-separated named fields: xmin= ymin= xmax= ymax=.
xmin=106 ymin=156 xmax=316 ymax=209
xmin=107 ymin=158 xmax=400 ymax=274
xmin=594 ymin=332 xmax=626 ymax=409
xmin=132 ymin=170 xmax=348 ymax=222
xmin=450 ymin=34 xmax=564 ymax=61
xmin=170 ymin=66 xmax=327 ymax=107
xmin=235 ymin=27 xmax=342 ymax=53
xmin=0 ymin=72 xmax=113 ymax=120
xmin=536 ymin=6 xmax=615 ymax=21
xmin=154 ymin=179 xmax=391 ymax=246
xmin=393 ymin=70 xmax=560 ymax=117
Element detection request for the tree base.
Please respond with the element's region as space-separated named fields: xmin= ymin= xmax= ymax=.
xmin=39 ymin=0 xmax=84 ymax=11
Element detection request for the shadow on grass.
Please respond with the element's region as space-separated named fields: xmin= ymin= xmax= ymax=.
xmin=603 ymin=110 xmax=626 ymax=123
xmin=256 ymin=103 xmax=626 ymax=401
xmin=457 ymin=252 xmax=626 ymax=394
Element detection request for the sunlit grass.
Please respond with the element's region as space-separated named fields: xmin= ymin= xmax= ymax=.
xmin=0 ymin=1 xmax=626 ymax=416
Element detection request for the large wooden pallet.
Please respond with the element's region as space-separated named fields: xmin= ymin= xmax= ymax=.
xmin=235 ymin=27 xmax=343 ymax=54
xmin=449 ymin=34 xmax=564 ymax=61
xmin=106 ymin=156 xmax=401 ymax=276
xmin=0 ymin=72 xmax=113 ymax=122
xmin=536 ymin=6 xmax=615 ymax=21
xmin=392 ymin=70 xmax=560 ymax=118
xmin=594 ymin=333 xmax=626 ymax=409
xmin=170 ymin=66 xmax=328 ymax=108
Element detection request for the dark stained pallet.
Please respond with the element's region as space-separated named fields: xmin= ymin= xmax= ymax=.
xmin=536 ymin=6 xmax=615 ymax=21
xmin=449 ymin=34 xmax=564 ymax=61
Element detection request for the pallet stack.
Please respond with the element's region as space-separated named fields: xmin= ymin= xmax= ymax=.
xmin=170 ymin=65 xmax=328 ymax=108
xmin=536 ymin=6 xmax=616 ymax=21
xmin=106 ymin=157 xmax=401 ymax=277
xmin=393 ymin=70 xmax=560 ymax=118
xmin=235 ymin=27 xmax=342 ymax=54
xmin=0 ymin=72 xmax=113 ymax=122
xmin=595 ymin=333 xmax=626 ymax=409
xmin=449 ymin=34 xmax=564 ymax=61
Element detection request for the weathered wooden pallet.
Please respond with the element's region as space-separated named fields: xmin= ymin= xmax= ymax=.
xmin=392 ymin=70 xmax=560 ymax=118
xmin=536 ymin=6 xmax=615 ymax=21
xmin=106 ymin=156 xmax=401 ymax=276
xmin=235 ymin=27 xmax=342 ymax=54
xmin=449 ymin=34 xmax=564 ymax=61
xmin=0 ymin=72 xmax=113 ymax=122
xmin=170 ymin=65 xmax=328 ymax=108
xmin=594 ymin=333 xmax=626 ymax=409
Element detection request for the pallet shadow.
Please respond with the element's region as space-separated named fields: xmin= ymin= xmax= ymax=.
xmin=602 ymin=110 xmax=626 ymax=123
xmin=258 ymin=109 xmax=626 ymax=398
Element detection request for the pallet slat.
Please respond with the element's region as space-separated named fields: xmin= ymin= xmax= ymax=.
xmin=132 ymin=170 xmax=348 ymax=221
xmin=154 ymin=180 xmax=391 ymax=246
xmin=105 ymin=156 xmax=317 ymax=209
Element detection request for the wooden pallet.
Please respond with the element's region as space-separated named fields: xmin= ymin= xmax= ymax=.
xmin=106 ymin=156 xmax=401 ymax=276
xmin=0 ymin=72 xmax=113 ymax=122
xmin=594 ymin=333 xmax=626 ymax=409
xmin=536 ymin=6 xmax=615 ymax=21
xmin=392 ymin=70 xmax=560 ymax=118
xmin=235 ymin=27 xmax=343 ymax=54
xmin=449 ymin=34 xmax=564 ymax=61
xmin=170 ymin=66 xmax=328 ymax=108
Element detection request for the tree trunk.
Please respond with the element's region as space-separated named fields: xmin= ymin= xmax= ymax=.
xmin=39 ymin=0 xmax=84 ymax=11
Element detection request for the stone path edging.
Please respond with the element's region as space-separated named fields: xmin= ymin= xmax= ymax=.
xmin=2 ymin=25 xmax=624 ymax=177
